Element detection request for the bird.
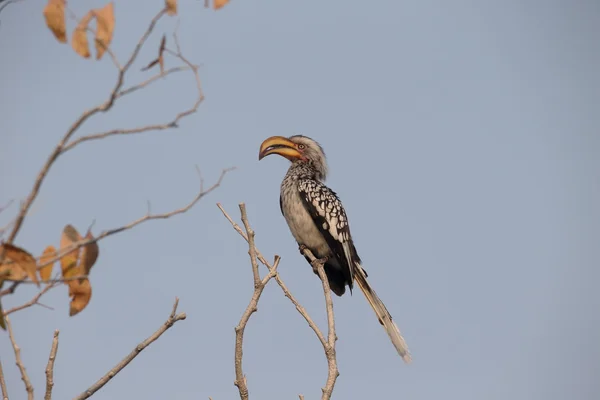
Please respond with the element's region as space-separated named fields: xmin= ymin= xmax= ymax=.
xmin=258 ymin=134 xmax=411 ymax=363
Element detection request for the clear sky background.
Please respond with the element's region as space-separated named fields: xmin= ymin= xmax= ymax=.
xmin=1 ymin=1 xmax=599 ymax=399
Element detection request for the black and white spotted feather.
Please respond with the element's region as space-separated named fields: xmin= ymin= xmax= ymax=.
xmin=297 ymin=178 xmax=361 ymax=293
xmin=273 ymin=135 xmax=412 ymax=362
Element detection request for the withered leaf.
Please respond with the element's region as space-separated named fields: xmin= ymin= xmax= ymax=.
xmin=39 ymin=245 xmax=57 ymax=282
xmin=0 ymin=244 xmax=39 ymax=286
xmin=166 ymin=0 xmax=177 ymax=16
xmin=72 ymin=11 xmax=94 ymax=59
xmin=0 ymin=260 xmax=28 ymax=282
xmin=43 ymin=0 xmax=67 ymax=43
xmin=68 ymin=278 xmax=92 ymax=316
xmin=80 ymin=230 xmax=99 ymax=276
xmin=60 ymin=224 xmax=81 ymax=279
xmin=93 ymin=2 xmax=115 ymax=60
xmin=214 ymin=0 xmax=230 ymax=10
xmin=141 ymin=35 xmax=166 ymax=72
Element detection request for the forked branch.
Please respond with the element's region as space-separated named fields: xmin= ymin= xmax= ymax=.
xmin=218 ymin=203 xmax=339 ymax=400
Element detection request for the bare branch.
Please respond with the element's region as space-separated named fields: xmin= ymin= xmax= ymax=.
xmin=233 ymin=204 xmax=281 ymax=399
xmin=218 ymin=203 xmax=340 ymax=398
xmin=3 ymin=281 xmax=57 ymax=316
xmin=5 ymin=315 xmax=33 ymax=400
xmin=0 ymin=357 xmax=9 ymax=400
xmin=62 ymin=35 xmax=204 ymax=154
xmin=73 ymin=298 xmax=186 ymax=400
xmin=303 ymin=249 xmax=339 ymax=399
xmin=240 ymin=204 xmax=260 ymax=288
xmin=44 ymin=330 xmax=59 ymax=400
xmin=0 ymin=168 xmax=232 ymax=300
xmin=117 ymin=66 xmax=191 ymax=98
xmin=0 ymin=7 xmax=169 ymax=254
xmin=217 ymin=203 xmax=327 ymax=347
xmin=0 ymin=0 xmax=22 ymax=19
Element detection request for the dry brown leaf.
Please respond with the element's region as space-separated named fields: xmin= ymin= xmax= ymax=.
xmin=214 ymin=0 xmax=230 ymax=10
xmin=68 ymin=278 xmax=92 ymax=316
xmin=0 ymin=244 xmax=39 ymax=286
xmin=60 ymin=224 xmax=82 ymax=279
xmin=80 ymin=231 xmax=99 ymax=276
xmin=72 ymin=11 xmax=94 ymax=59
xmin=39 ymin=245 xmax=57 ymax=282
xmin=93 ymin=2 xmax=115 ymax=60
xmin=0 ymin=260 xmax=27 ymax=282
xmin=43 ymin=0 xmax=67 ymax=43
xmin=166 ymin=0 xmax=177 ymax=16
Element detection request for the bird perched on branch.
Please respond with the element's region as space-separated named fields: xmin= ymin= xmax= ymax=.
xmin=258 ymin=135 xmax=411 ymax=362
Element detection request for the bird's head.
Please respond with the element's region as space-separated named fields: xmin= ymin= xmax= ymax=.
xmin=259 ymin=135 xmax=328 ymax=180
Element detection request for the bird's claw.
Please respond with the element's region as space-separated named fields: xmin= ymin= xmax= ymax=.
xmin=298 ymin=244 xmax=309 ymax=255
xmin=311 ymin=256 xmax=329 ymax=274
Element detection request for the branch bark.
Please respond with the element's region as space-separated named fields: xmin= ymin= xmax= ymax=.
xmin=5 ymin=315 xmax=33 ymax=400
xmin=44 ymin=330 xmax=59 ymax=400
xmin=73 ymin=298 xmax=186 ymax=400
xmin=0 ymin=357 xmax=8 ymax=400
xmin=233 ymin=204 xmax=281 ymax=400
xmin=218 ymin=203 xmax=340 ymax=400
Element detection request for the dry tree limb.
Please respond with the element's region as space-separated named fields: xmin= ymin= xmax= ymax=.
xmin=73 ymin=298 xmax=186 ymax=400
xmin=63 ymin=31 xmax=204 ymax=153
xmin=217 ymin=204 xmax=327 ymax=346
xmin=0 ymin=357 xmax=9 ymax=400
xmin=301 ymin=249 xmax=339 ymax=399
xmin=44 ymin=330 xmax=59 ymax=400
xmin=0 ymin=168 xmax=232 ymax=300
xmin=5 ymin=315 xmax=33 ymax=400
xmin=233 ymin=204 xmax=281 ymax=400
xmin=218 ymin=203 xmax=340 ymax=400
xmin=0 ymin=7 xmax=169 ymax=253
xmin=3 ymin=281 xmax=57 ymax=315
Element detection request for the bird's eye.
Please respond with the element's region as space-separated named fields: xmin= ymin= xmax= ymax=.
xmin=298 ymin=144 xmax=306 ymax=150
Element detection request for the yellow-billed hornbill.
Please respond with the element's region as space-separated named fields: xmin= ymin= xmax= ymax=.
xmin=259 ymin=135 xmax=411 ymax=362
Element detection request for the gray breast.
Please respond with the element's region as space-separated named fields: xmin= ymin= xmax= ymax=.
xmin=280 ymin=179 xmax=332 ymax=259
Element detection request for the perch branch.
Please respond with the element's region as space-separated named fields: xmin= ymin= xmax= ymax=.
xmin=233 ymin=204 xmax=280 ymax=400
xmin=6 ymin=315 xmax=33 ymax=400
xmin=217 ymin=203 xmax=327 ymax=346
xmin=44 ymin=330 xmax=59 ymax=400
xmin=218 ymin=203 xmax=340 ymax=399
xmin=301 ymin=249 xmax=339 ymax=399
xmin=73 ymin=298 xmax=186 ymax=400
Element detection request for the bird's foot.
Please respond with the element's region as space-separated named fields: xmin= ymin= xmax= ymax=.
xmin=311 ymin=256 xmax=329 ymax=274
xmin=298 ymin=244 xmax=309 ymax=255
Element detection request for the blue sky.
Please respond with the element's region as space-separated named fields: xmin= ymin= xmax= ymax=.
xmin=1 ymin=1 xmax=599 ymax=399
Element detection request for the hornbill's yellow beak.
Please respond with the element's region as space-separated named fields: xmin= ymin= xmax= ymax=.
xmin=258 ymin=136 xmax=303 ymax=161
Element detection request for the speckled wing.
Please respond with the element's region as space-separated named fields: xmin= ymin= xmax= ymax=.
xmin=297 ymin=178 xmax=359 ymax=289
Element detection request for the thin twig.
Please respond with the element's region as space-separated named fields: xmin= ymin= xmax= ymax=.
xmin=73 ymin=298 xmax=186 ymax=400
xmin=3 ymin=282 xmax=57 ymax=315
xmin=217 ymin=203 xmax=327 ymax=347
xmin=0 ymin=7 xmax=169 ymax=256
xmin=233 ymin=204 xmax=280 ymax=400
xmin=240 ymin=204 xmax=260 ymax=288
xmin=303 ymin=250 xmax=339 ymax=400
xmin=62 ymin=37 xmax=204 ymax=154
xmin=117 ymin=66 xmax=191 ymax=98
xmin=0 ymin=168 xmax=232 ymax=299
xmin=44 ymin=330 xmax=60 ymax=400
xmin=5 ymin=315 xmax=33 ymax=400
xmin=0 ymin=357 xmax=9 ymax=400
xmin=217 ymin=203 xmax=339 ymax=400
